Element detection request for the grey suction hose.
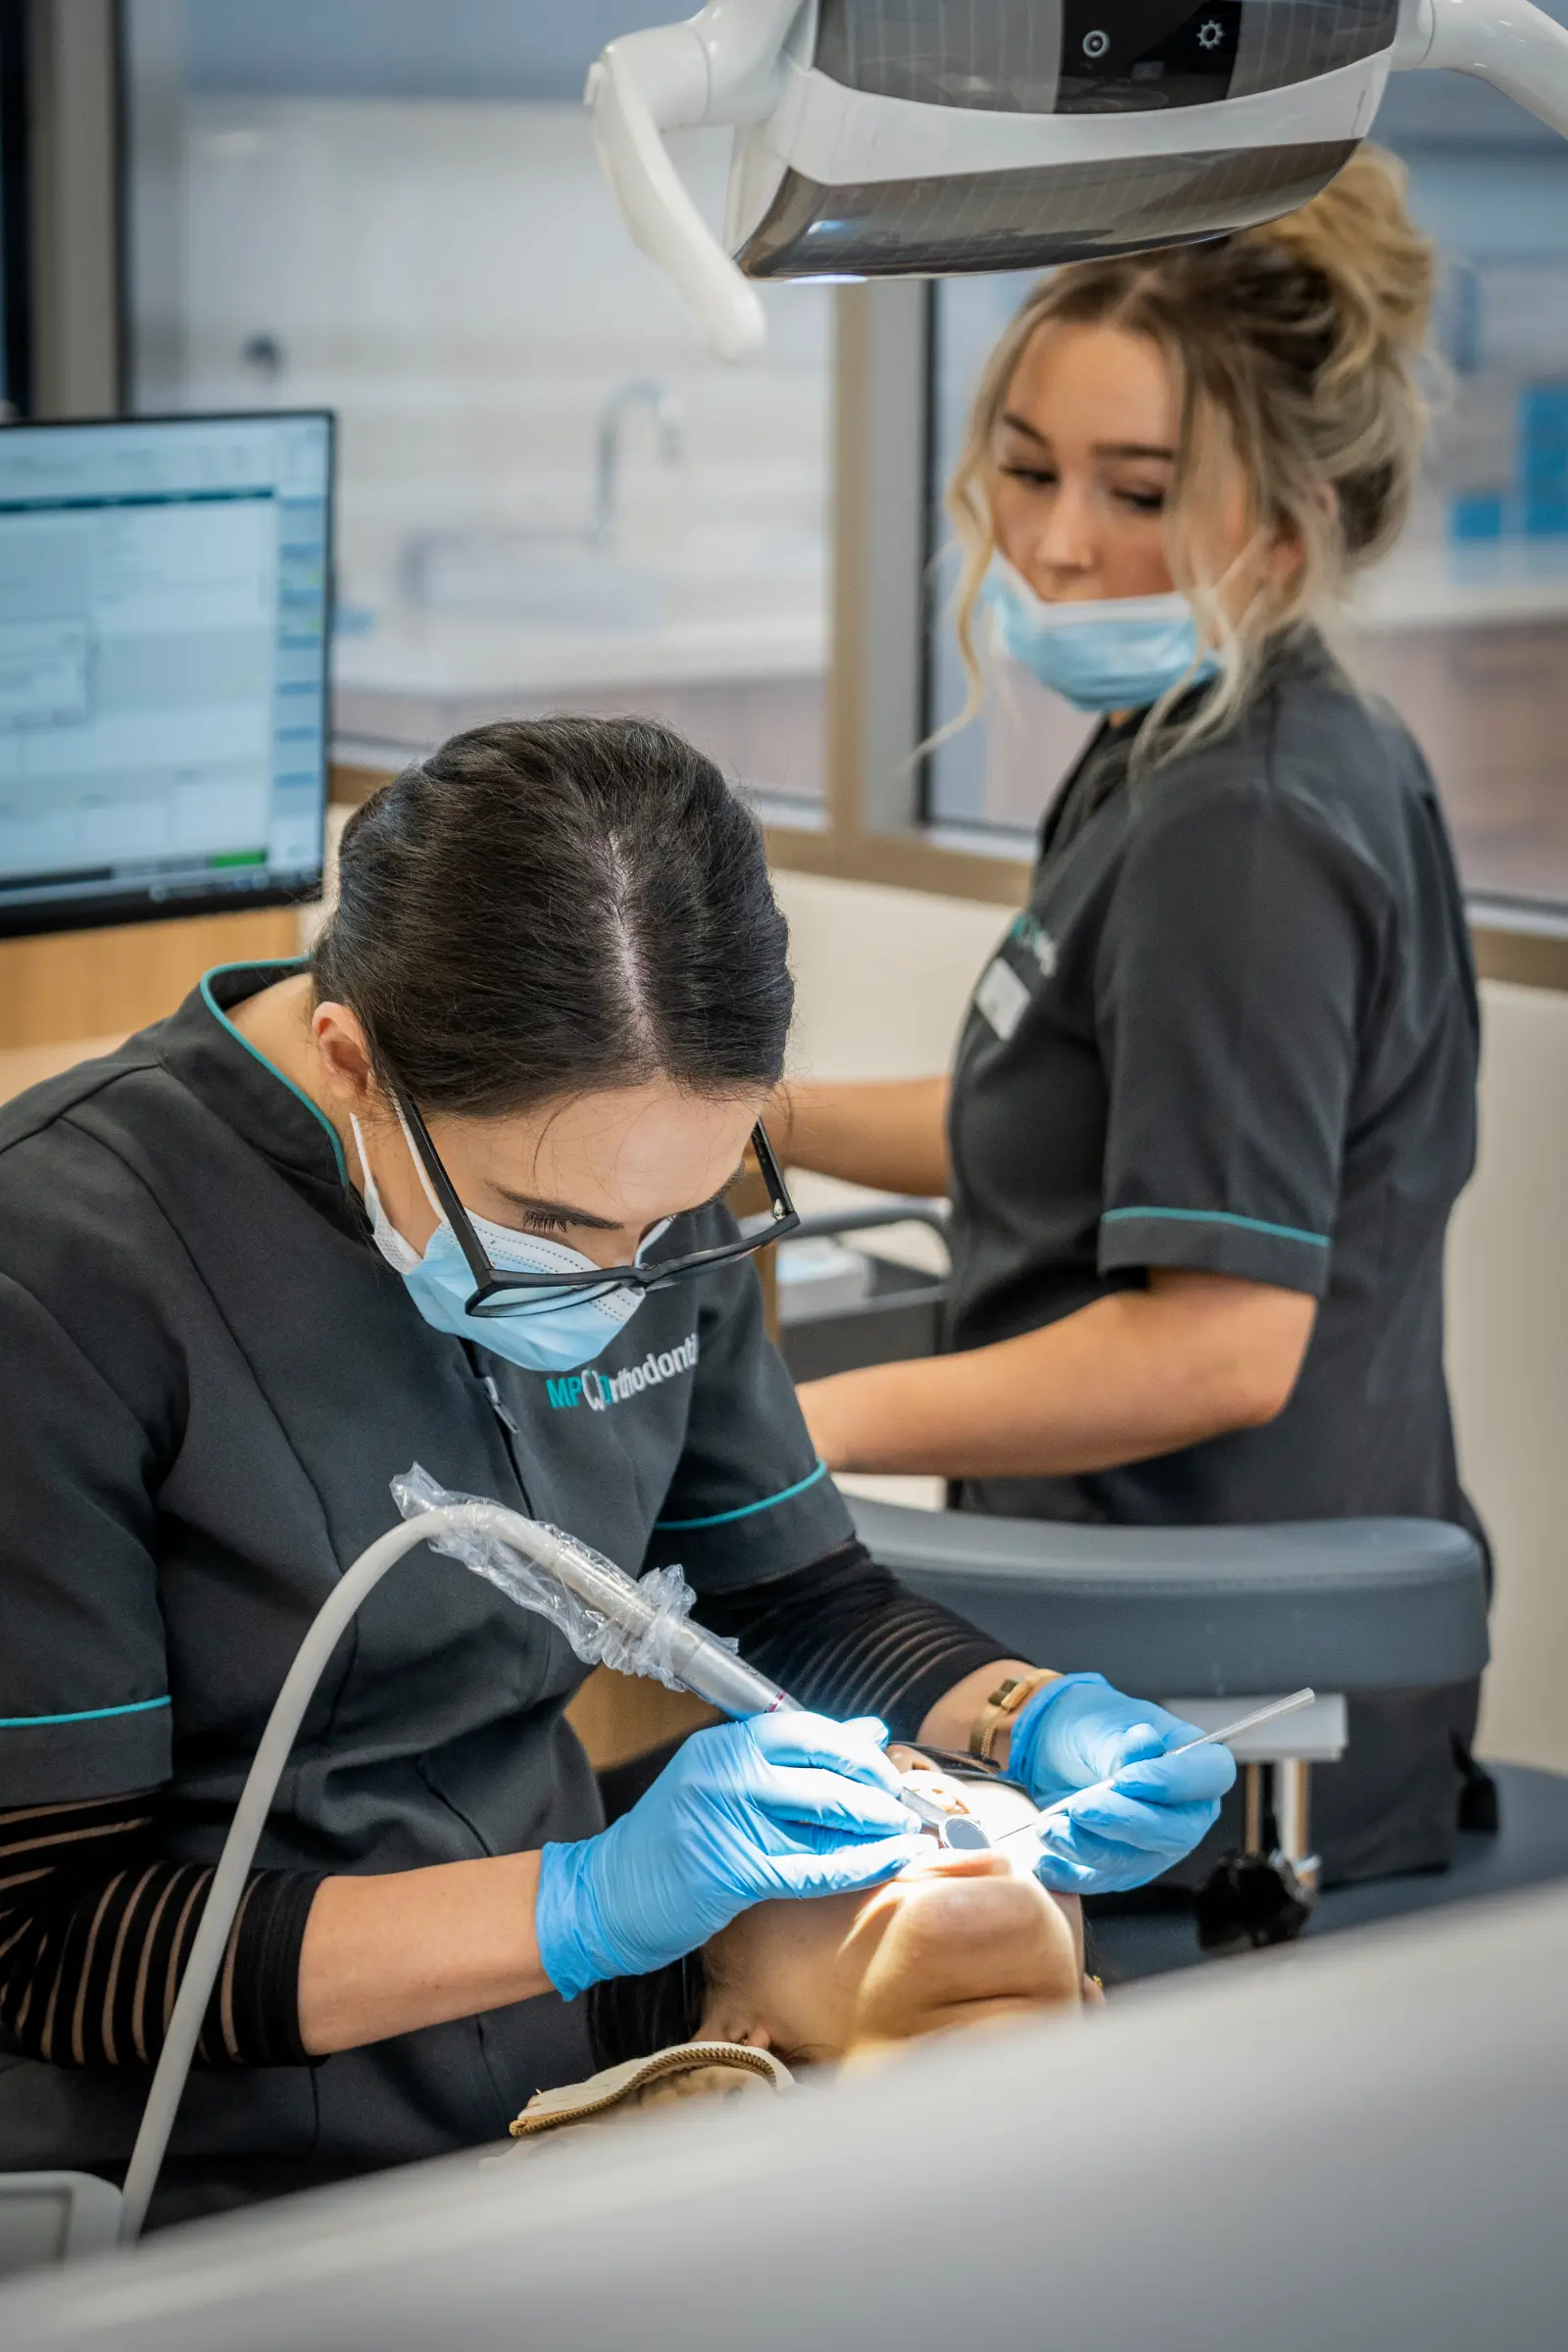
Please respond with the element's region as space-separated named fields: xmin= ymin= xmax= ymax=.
xmin=117 ymin=1501 xmax=796 ymax=2245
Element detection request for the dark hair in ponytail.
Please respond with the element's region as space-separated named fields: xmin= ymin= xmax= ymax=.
xmin=311 ymin=714 xmax=792 ymax=1115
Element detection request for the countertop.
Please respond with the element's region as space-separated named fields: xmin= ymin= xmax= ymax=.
xmin=331 ymin=604 xmax=826 ymax=754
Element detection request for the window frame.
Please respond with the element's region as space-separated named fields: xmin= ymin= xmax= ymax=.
xmin=0 ymin=0 xmax=33 ymax=417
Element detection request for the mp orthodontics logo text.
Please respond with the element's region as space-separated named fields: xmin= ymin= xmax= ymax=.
xmin=546 ymin=1333 xmax=699 ymax=1412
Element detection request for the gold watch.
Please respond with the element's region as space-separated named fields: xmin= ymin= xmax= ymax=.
xmin=968 ymin=1668 xmax=1060 ymax=1765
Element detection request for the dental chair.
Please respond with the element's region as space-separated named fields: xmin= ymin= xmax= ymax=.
xmin=783 ymin=1204 xmax=1568 ymax=1966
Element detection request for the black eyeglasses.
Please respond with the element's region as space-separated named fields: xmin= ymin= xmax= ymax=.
xmin=397 ymin=1096 xmax=800 ymax=1320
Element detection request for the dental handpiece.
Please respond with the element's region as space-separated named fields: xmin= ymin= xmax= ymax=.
xmin=662 ymin=1619 xmax=803 ymax=1719
xmin=442 ymin=1499 xmax=805 ymax=1720
xmin=993 ymin=1686 xmax=1319 ymax=1853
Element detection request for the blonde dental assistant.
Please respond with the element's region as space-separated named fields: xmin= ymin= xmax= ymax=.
xmin=782 ymin=154 xmax=1492 ymax=1886
xmin=0 ymin=716 xmax=1229 ymax=2226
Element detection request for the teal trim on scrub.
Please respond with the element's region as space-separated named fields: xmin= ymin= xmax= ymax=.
xmin=199 ymin=962 xmax=348 ymax=1182
xmin=655 ymin=1459 xmax=830 ymax=1531
xmin=0 ymin=1695 xmax=171 ymax=1729
xmin=1102 ymin=1204 xmax=1330 ymax=1249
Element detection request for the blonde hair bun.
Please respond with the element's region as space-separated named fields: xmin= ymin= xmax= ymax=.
xmin=1245 ymin=146 xmax=1435 ymax=381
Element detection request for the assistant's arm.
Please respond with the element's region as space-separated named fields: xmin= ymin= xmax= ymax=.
xmin=801 ymin=1268 xmax=1316 ymax=1477
xmin=769 ymin=1077 xmax=951 ymax=1200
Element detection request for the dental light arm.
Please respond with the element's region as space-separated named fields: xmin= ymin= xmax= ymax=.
xmin=118 ymin=1499 xmax=794 ymax=2245
xmin=587 ymin=1 xmax=803 ymax=362
xmin=590 ymin=0 xmax=1568 ymax=363
xmin=1396 ymin=0 xmax=1568 ymax=131
xmin=588 ymin=26 xmax=763 ymax=364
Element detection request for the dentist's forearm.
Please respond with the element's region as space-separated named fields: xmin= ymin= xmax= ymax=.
xmin=298 ymin=1852 xmax=552 ymax=2055
xmin=770 ymin=1078 xmax=951 ymax=1199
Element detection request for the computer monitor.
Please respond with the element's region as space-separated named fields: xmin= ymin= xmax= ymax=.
xmin=0 ymin=411 xmax=332 ymax=938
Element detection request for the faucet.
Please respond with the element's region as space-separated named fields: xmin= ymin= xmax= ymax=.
xmin=592 ymin=378 xmax=685 ymax=547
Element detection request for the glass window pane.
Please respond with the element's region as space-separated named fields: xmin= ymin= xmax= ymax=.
xmin=122 ymin=1 xmax=830 ymax=814
xmin=924 ymin=270 xmax=1097 ymax=848
xmin=924 ymin=47 xmax=1568 ymax=915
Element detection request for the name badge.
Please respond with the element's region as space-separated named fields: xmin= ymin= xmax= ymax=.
xmin=974 ymin=956 xmax=1031 ymax=1042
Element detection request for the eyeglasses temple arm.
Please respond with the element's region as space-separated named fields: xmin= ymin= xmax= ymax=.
xmin=397 ymin=1094 xmax=496 ymax=1289
xmin=748 ymin=1119 xmax=795 ymax=1221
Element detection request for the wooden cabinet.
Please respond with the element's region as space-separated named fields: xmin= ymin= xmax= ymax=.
xmin=0 ymin=907 xmax=302 ymax=1052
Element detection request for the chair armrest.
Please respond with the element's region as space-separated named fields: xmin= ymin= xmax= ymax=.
xmin=849 ymin=1498 xmax=1490 ymax=1697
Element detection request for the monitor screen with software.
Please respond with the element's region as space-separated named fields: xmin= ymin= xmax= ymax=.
xmin=0 ymin=411 xmax=332 ymax=938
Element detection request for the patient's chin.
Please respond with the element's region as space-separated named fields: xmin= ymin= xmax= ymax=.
xmin=854 ymin=1870 xmax=1081 ymax=2042
xmin=840 ymin=1995 xmax=1083 ymax=2073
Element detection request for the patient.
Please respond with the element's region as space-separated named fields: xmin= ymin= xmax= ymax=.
xmin=508 ymin=1748 xmax=1094 ymax=2147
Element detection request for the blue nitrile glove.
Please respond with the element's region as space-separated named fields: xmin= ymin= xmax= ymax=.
xmin=1009 ymin=1672 xmax=1236 ymax=1896
xmin=535 ymin=1712 xmax=925 ymax=1999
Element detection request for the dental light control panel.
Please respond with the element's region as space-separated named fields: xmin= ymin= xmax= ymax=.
xmin=1058 ymin=4 xmax=1246 ymax=112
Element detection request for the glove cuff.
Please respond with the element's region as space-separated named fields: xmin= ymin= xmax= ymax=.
xmin=1007 ymin=1670 xmax=1106 ymax=1796
xmin=535 ymin=1837 xmax=620 ymax=2003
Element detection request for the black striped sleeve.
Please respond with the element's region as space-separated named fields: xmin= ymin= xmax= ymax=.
xmin=0 ymin=1792 xmax=321 ymax=2070
xmin=697 ymin=1542 xmax=1013 ymax=1741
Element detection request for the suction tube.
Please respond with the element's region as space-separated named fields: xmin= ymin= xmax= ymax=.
xmin=118 ymin=1499 xmax=795 ymax=2244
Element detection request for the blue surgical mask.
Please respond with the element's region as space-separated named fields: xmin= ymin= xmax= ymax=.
xmin=352 ymin=1110 xmax=663 ymax=1376
xmin=980 ymin=557 xmax=1218 ymax=713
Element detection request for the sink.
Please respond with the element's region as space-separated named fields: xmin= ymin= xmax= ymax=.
xmin=402 ymin=531 xmax=668 ymax=631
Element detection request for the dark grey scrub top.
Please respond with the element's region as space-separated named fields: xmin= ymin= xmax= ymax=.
xmin=0 ymin=963 xmax=853 ymax=2192
xmin=944 ymin=638 xmax=1488 ymax=1878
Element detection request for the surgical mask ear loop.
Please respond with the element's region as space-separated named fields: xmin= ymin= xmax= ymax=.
xmin=392 ymin=1095 xmax=449 ymax=1225
xmin=350 ymin=1110 xmax=428 ymax=1276
xmin=1176 ymin=538 xmax=1255 ymax=656
xmin=347 ymin=1111 xmax=381 ymax=1217
xmin=348 ymin=1105 xmax=440 ymax=1227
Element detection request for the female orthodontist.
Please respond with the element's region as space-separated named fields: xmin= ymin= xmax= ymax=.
xmin=0 ymin=715 xmax=1229 ymax=2225
xmin=778 ymin=151 xmax=1492 ymax=1888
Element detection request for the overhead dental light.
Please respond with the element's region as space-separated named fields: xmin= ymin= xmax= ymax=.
xmin=586 ymin=0 xmax=1568 ymax=360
